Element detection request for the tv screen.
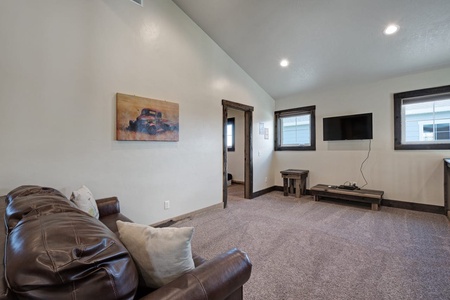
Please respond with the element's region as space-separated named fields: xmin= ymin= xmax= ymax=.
xmin=323 ymin=113 xmax=373 ymax=141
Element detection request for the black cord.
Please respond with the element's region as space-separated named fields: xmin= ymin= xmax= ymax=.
xmin=359 ymin=140 xmax=371 ymax=189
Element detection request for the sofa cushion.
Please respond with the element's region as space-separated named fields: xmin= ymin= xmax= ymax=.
xmin=116 ymin=220 xmax=195 ymax=288
xmin=5 ymin=185 xmax=74 ymax=231
xmin=4 ymin=185 xmax=138 ymax=300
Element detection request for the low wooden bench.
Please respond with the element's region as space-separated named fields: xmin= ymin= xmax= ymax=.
xmin=310 ymin=184 xmax=384 ymax=211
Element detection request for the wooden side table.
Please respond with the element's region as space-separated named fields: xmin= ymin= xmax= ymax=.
xmin=280 ymin=169 xmax=309 ymax=198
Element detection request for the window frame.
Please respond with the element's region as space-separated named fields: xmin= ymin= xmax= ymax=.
xmin=394 ymin=85 xmax=450 ymax=150
xmin=274 ymin=105 xmax=316 ymax=151
xmin=227 ymin=117 xmax=235 ymax=152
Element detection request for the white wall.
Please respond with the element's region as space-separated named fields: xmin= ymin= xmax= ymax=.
xmin=0 ymin=0 xmax=275 ymax=224
xmin=275 ymin=67 xmax=450 ymax=207
xmin=254 ymin=105 xmax=276 ymax=191
xmin=227 ymin=109 xmax=244 ymax=182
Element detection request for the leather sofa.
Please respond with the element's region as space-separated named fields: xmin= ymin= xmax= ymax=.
xmin=0 ymin=185 xmax=252 ymax=300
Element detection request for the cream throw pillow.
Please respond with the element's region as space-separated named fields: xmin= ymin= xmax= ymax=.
xmin=70 ymin=185 xmax=99 ymax=219
xmin=116 ymin=220 xmax=195 ymax=288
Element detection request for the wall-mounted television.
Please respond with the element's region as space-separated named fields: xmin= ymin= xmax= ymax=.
xmin=323 ymin=113 xmax=373 ymax=141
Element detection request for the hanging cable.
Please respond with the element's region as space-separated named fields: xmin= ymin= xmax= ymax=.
xmin=359 ymin=139 xmax=371 ymax=189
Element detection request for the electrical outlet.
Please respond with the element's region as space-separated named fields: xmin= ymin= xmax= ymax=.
xmin=164 ymin=200 xmax=170 ymax=210
xmin=265 ymin=177 xmax=268 ymax=183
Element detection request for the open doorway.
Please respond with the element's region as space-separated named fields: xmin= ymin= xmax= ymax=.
xmin=222 ymin=100 xmax=254 ymax=208
xmin=227 ymin=108 xmax=244 ymax=198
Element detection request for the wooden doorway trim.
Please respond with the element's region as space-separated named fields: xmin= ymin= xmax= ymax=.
xmin=222 ymin=100 xmax=254 ymax=208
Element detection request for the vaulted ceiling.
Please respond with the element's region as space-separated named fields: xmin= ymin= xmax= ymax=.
xmin=173 ymin=0 xmax=450 ymax=99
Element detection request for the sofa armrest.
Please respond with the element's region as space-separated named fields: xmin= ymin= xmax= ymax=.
xmin=96 ymin=197 xmax=121 ymax=217
xmin=96 ymin=197 xmax=134 ymax=233
xmin=192 ymin=253 xmax=207 ymax=267
xmin=138 ymin=248 xmax=252 ymax=300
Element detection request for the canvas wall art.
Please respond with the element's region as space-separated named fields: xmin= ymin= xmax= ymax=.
xmin=116 ymin=93 xmax=179 ymax=141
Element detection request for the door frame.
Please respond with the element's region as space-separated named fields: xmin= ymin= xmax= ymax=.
xmin=222 ymin=99 xmax=254 ymax=208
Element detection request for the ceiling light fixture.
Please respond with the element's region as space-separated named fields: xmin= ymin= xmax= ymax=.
xmin=280 ymin=59 xmax=289 ymax=67
xmin=384 ymin=24 xmax=399 ymax=35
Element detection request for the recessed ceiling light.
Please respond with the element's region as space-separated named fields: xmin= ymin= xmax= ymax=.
xmin=280 ymin=59 xmax=289 ymax=67
xmin=384 ymin=24 xmax=399 ymax=35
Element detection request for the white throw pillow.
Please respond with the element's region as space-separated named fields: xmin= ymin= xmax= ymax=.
xmin=70 ymin=185 xmax=99 ymax=219
xmin=116 ymin=220 xmax=195 ymax=288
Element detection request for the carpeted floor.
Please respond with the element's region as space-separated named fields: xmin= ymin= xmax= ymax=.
xmin=174 ymin=185 xmax=450 ymax=300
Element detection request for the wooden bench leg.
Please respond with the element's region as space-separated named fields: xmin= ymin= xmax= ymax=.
xmin=301 ymin=175 xmax=307 ymax=195
xmin=289 ymin=179 xmax=295 ymax=194
xmin=295 ymin=179 xmax=301 ymax=198
xmin=371 ymin=203 xmax=379 ymax=211
xmin=283 ymin=178 xmax=288 ymax=196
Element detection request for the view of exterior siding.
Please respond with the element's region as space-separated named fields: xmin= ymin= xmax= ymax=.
xmin=281 ymin=115 xmax=311 ymax=146
xmin=403 ymin=100 xmax=450 ymax=142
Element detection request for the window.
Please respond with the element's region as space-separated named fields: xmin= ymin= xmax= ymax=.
xmin=227 ymin=118 xmax=235 ymax=151
xmin=275 ymin=105 xmax=316 ymax=151
xmin=394 ymin=85 xmax=450 ymax=150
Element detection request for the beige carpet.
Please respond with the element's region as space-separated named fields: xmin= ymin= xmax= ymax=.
xmin=174 ymin=185 xmax=450 ymax=300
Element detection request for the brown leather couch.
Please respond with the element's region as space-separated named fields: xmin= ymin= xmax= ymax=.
xmin=0 ymin=185 xmax=252 ymax=300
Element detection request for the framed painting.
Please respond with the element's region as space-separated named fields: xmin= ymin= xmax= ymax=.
xmin=116 ymin=93 xmax=179 ymax=141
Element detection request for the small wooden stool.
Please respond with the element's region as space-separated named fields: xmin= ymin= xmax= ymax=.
xmin=280 ymin=169 xmax=309 ymax=198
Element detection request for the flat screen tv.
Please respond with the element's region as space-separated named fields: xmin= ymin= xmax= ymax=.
xmin=323 ymin=113 xmax=373 ymax=141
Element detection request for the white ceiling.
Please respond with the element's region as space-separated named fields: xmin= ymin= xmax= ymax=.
xmin=172 ymin=0 xmax=450 ymax=100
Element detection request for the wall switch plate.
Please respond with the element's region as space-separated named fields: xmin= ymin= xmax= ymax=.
xmin=164 ymin=200 xmax=170 ymax=210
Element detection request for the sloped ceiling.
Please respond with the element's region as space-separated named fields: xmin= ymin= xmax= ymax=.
xmin=173 ymin=0 xmax=450 ymax=99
